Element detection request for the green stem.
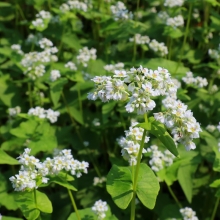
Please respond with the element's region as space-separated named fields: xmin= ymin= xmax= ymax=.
xmin=211 ymin=197 xmax=219 ymax=220
xmin=166 ymin=183 xmax=182 ymax=208
xmin=28 ymin=82 xmax=33 ymax=107
xmin=168 ymin=37 xmax=173 ymax=60
xmin=130 ymin=113 xmax=148 ymax=220
xmin=67 ymin=189 xmax=81 ymax=220
xmin=174 ymin=2 xmax=193 ymax=73
xmin=77 ymin=88 xmax=84 ymax=124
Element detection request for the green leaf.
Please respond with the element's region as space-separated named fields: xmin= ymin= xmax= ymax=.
xmin=106 ymin=164 xmax=160 ymax=210
xmin=10 ymin=119 xmax=38 ymax=139
xmin=69 ymin=105 xmax=84 ymax=125
xmin=138 ymin=117 xmax=178 ymax=157
xmin=210 ymin=179 xmax=220 ymax=188
xmin=2 ymin=217 xmax=23 ymax=220
xmin=41 ymin=175 xmax=77 ymax=191
xmin=0 ymin=149 xmax=19 ymax=165
xmin=15 ymin=190 xmax=52 ymax=220
xmin=106 ymin=165 xmax=133 ymax=209
xmin=67 ymin=208 xmax=96 ymax=220
xmin=136 ymin=163 xmax=160 ymax=209
xmin=177 ymin=163 xmax=192 ymax=203
xmin=102 ymin=101 xmax=117 ymax=124
xmin=50 ymin=78 xmax=68 ymax=107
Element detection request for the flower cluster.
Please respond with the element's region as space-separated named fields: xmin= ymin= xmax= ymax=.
xmin=180 ymin=207 xmax=198 ymax=220
xmin=206 ymin=124 xmax=217 ymax=133
xmin=164 ymin=0 xmax=185 ymax=7
xmin=93 ymin=176 xmax=106 ymax=186
xmin=209 ymin=84 xmax=218 ymax=94
xmin=209 ymin=45 xmax=220 ymax=64
xmin=65 ymin=61 xmax=77 ymax=71
xmin=117 ymin=121 xmax=150 ymax=165
xmin=28 ymin=107 xmax=60 ymax=123
xmin=60 ymin=0 xmax=89 ymax=13
xmin=8 ymin=106 xmax=21 ymax=117
xmin=88 ymin=66 xmax=177 ymax=115
xmin=129 ymin=34 xmax=150 ymax=45
xmin=147 ymin=145 xmax=175 ymax=172
xmin=77 ymin=47 xmax=97 ymax=67
xmin=50 ymin=70 xmax=61 ymax=82
xmin=32 ymin=10 xmax=51 ymax=30
xmin=104 ymin=62 xmax=124 ymax=72
xmin=166 ymin=15 xmax=184 ymax=28
xmin=110 ymin=1 xmax=133 ymax=21
xmin=148 ymin=39 xmax=168 ymax=57
xmin=182 ymin=71 xmax=208 ymax=88
xmin=21 ymin=38 xmax=58 ymax=80
xmin=91 ymin=200 xmax=108 ymax=220
xmin=154 ymin=97 xmax=202 ymax=150
xmin=11 ymin=44 xmax=24 ymax=55
xmin=9 ymin=148 xmax=89 ymax=191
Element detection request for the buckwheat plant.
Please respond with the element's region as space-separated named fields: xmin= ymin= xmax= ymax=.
xmin=31 ymin=10 xmax=51 ymax=31
xmin=91 ymin=200 xmax=108 ymax=220
xmin=110 ymin=1 xmax=133 ymax=21
xmin=88 ymin=65 xmax=201 ymax=219
xmin=180 ymin=207 xmax=198 ymax=220
xmin=28 ymin=107 xmax=60 ymax=123
xmin=129 ymin=34 xmax=150 ymax=45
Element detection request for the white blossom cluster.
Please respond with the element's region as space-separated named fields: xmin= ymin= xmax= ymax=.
xmin=32 ymin=10 xmax=51 ymax=29
xmin=9 ymin=148 xmax=89 ymax=191
xmin=21 ymin=38 xmax=58 ymax=80
xmin=158 ymin=12 xmax=184 ymax=28
xmin=50 ymin=70 xmax=61 ymax=82
xmin=77 ymin=47 xmax=97 ymax=67
xmin=209 ymin=84 xmax=218 ymax=94
xmin=28 ymin=107 xmax=60 ymax=123
xmin=166 ymin=15 xmax=184 ymax=28
xmin=93 ymin=176 xmax=106 ymax=186
xmin=209 ymin=45 xmax=220 ymax=64
xmin=11 ymin=44 xmax=24 ymax=55
xmin=8 ymin=106 xmax=21 ymax=117
xmin=91 ymin=200 xmax=108 ymax=220
xmin=117 ymin=121 xmax=150 ymax=165
xmin=60 ymin=0 xmax=90 ymax=13
xmin=148 ymin=40 xmax=168 ymax=57
xmin=206 ymin=124 xmax=217 ymax=133
xmin=110 ymin=1 xmax=133 ymax=21
xmin=104 ymin=62 xmax=124 ymax=72
xmin=180 ymin=207 xmax=198 ymax=220
xmin=129 ymin=34 xmax=150 ymax=45
xmin=65 ymin=61 xmax=77 ymax=71
xmin=182 ymin=71 xmax=208 ymax=88
xmin=164 ymin=0 xmax=185 ymax=7
xmin=147 ymin=145 xmax=175 ymax=172
xmin=88 ymin=66 xmax=177 ymax=115
xmin=154 ymin=97 xmax=202 ymax=150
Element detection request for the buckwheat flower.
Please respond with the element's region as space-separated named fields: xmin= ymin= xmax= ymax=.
xmin=129 ymin=34 xmax=150 ymax=45
xmin=182 ymin=71 xmax=208 ymax=88
xmin=11 ymin=44 xmax=24 ymax=55
xmin=209 ymin=84 xmax=218 ymax=94
xmin=39 ymin=38 xmax=53 ymax=49
xmin=114 ymin=70 xmax=127 ymax=77
xmin=9 ymin=106 xmax=21 ymax=117
xmin=36 ymin=10 xmax=51 ymax=19
xmin=45 ymin=109 xmax=60 ymax=123
xmin=77 ymin=47 xmax=97 ymax=67
xmin=50 ymin=70 xmax=61 ymax=82
xmin=164 ymin=0 xmax=185 ymax=7
xmin=60 ymin=3 xmax=70 ymax=12
xmin=209 ymin=45 xmax=220 ymax=64
xmin=92 ymin=118 xmax=101 ymax=126
xmin=104 ymin=62 xmax=124 ymax=72
xmin=32 ymin=18 xmax=44 ymax=28
xmin=110 ymin=1 xmax=133 ymax=21
xmin=149 ymin=39 xmax=168 ymax=57
xmin=93 ymin=177 xmax=106 ymax=186
xmin=68 ymin=0 xmax=88 ymax=12
xmin=193 ymin=8 xmax=199 ymax=19
xmin=92 ymin=200 xmax=108 ymax=220
xmin=65 ymin=61 xmax=77 ymax=70
xmin=158 ymin=11 xmax=169 ymax=20
xmin=206 ymin=125 xmax=216 ymax=132
xmin=180 ymin=207 xmax=198 ymax=220
xmin=166 ymin=15 xmax=184 ymax=28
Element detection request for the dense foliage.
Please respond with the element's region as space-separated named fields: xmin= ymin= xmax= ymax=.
xmin=0 ymin=0 xmax=220 ymax=219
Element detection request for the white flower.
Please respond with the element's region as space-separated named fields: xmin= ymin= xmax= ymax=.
xmin=65 ymin=61 xmax=77 ymax=71
xmin=11 ymin=44 xmax=24 ymax=55
xmin=9 ymin=106 xmax=21 ymax=116
xmin=129 ymin=34 xmax=150 ymax=45
xmin=92 ymin=200 xmax=108 ymax=220
xmin=166 ymin=15 xmax=184 ymax=28
xmin=50 ymin=70 xmax=61 ymax=81
xmin=149 ymin=39 xmax=168 ymax=57
xmin=180 ymin=207 xmax=198 ymax=220
xmin=77 ymin=47 xmax=97 ymax=67
xmin=164 ymin=0 xmax=185 ymax=7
